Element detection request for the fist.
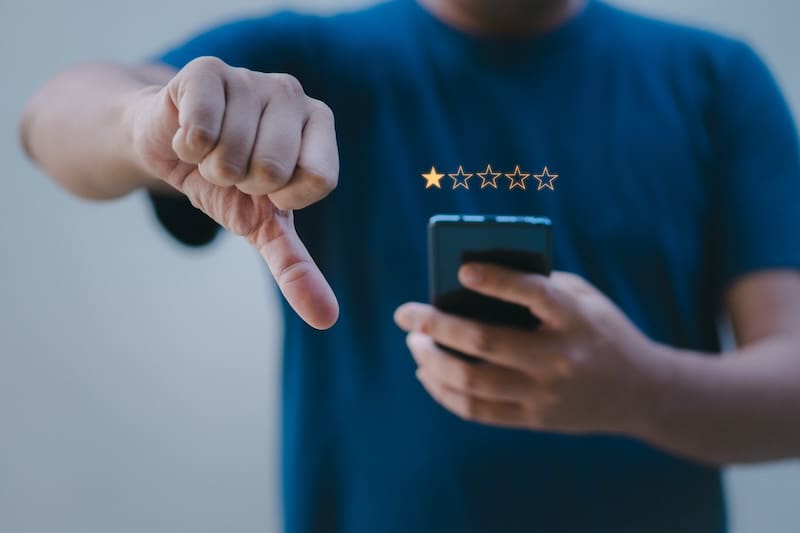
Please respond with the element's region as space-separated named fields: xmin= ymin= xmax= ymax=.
xmin=129 ymin=56 xmax=340 ymax=329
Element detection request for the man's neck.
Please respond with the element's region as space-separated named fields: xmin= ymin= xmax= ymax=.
xmin=417 ymin=0 xmax=588 ymax=37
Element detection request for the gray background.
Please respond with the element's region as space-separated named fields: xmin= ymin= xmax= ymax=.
xmin=1 ymin=0 xmax=798 ymax=532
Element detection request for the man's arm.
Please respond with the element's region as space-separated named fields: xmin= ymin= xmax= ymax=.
xmin=20 ymin=57 xmax=341 ymax=329
xmin=394 ymin=266 xmax=800 ymax=465
xmin=19 ymin=63 xmax=176 ymax=199
xmin=641 ymin=269 xmax=800 ymax=464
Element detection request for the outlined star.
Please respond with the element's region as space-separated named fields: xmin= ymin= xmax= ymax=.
xmin=476 ymin=164 xmax=502 ymax=189
xmin=505 ymin=165 xmax=530 ymax=190
xmin=421 ymin=166 xmax=445 ymax=189
xmin=448 ymin=165 xmax=473 ymax=190
xmin=533 ymin=166 xmax=559 ymax=191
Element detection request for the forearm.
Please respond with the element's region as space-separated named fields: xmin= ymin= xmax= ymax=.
xmin=635 ymin=336 xmax=800 ymax=465
xmin=19 ymin=62 xmax=173 ymax=199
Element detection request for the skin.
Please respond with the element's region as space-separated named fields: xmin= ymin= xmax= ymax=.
xmin=394 ymin=265 xmax=800 ymax=464
xmin=18 ymin=0 xmax=800 ymax=463
xmin=20 ymin=59 xmax=340 ymax=330
xmin=419 ymin=0 xmax=588 ymax=35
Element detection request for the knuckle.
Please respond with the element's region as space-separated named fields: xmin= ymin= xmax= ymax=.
xmin=307 ymin=97 xmax=335 ymax=122
xmin=224 ymin=69 xmax=248 ymax=91
xmin=269 ymin=73 xmax=305 ymax=99
xmin=559 ymin=271 xmax=581 ymax=285
xmin=303 ymin=168 xmax=336 ymax=197
xmin=184 ymin=124 xmax=217 ymax=151
xmin=204 ymin=154 xmax=245 ymax=183
xmin=417 ymin=312 xmax=435 ymax=335
xmin=251 ymin=157 xmax=292 ymax=185
xmin=188 ymin=55 xmax=225 ymax=73
xmin=468 ymin=326 xmax=493 ymax=355
xmin=535 ymin=282 xmax=557 ymax=307
xmin=227 ymin=67 xmax=259 ymax=92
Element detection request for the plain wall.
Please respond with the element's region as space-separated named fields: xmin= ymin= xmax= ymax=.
xmin=1 ymin=1 xmax=798 ymax=532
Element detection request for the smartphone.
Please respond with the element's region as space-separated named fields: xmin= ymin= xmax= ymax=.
xmin=428 ymin=214 xmax=552 ymax=359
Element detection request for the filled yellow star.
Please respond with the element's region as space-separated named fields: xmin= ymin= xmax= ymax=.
xmin=505 ymin=165 xmax=530 ymax=190
xmin=449 ymin=165 xmax=473 ymax=190
xmin=477 ymin=164 xmax=502 ymax=189
xmin=533 ymin=166 xmax=559 ymax=191
xmin=421 ymin=166 xmax=445 ymax=189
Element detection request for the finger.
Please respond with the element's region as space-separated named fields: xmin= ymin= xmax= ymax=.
xmin=394 ymin=302 xmax=560 ymax=372
xmin=236 ymin=84 xmax=304 ymax=196
xmin=197 ymin=77 xmax=262 ymax=187
xmin=169 ymin=59 xmax=226 ymax=164
xmin=459 ymin=263 xmax=575 ymax=328
xmin=406 ymin=332 xmax=533 ymax=403
xmin=252 ymin=209 xmax=339 ymax=330
xmin=176 ymin=169 xmax=339 ymax=330
xmin=416 ymin=369 xmax=525 ymax=429
xmin=268 ymin=97 xmax=339 ymax=211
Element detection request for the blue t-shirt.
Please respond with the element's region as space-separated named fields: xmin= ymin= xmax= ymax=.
xmin=149 ymin=1 xmax=800 ymax=532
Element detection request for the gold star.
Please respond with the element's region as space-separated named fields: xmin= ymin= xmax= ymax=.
xmin=448 ymin=165 xmax=473 ymax=190
xmin=477 ymin=164 xmax=502 ymax=189
xmin=533 ymin=166 xmax=559 ymax=191
xmin=505 ymin=165 xmax=530 ymax=190
xmin=421 ymin=166 xmax=445 ymax=189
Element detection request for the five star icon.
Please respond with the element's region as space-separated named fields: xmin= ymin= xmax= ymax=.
xmin=421 ymin=166 xmax=445 ymax=189
xmin=505 ymin=165 xmax=530 ymax=190
xmin=449 ymin=165 xmax=473 ymax=190
xmin=534 ymin=166 xmax=559 ymax=191
xmin=477 ymin=164 xmax=502 ymax=189
xmin=421 ymin=164 xmax=558 ymax=191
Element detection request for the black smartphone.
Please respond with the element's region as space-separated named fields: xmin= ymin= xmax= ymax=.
xmin=428 ymin=214 xmax=552 ymax=359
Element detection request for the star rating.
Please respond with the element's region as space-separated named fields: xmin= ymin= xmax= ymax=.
xmin=421 ymin=166 xmax=445 ymax=189
xmin=420 ymin=165 xmax=559 ymax=191
xmin=534 ymin=166 xmax=559 ymax=191
xmin=505 ymin=165 xmax=530 ymax=190
xmin=448 ymin=165 xmax=473 ymax=190
xmin=477 ymin=164 xmax=502 ymax=189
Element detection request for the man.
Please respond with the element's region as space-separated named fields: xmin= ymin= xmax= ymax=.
xmin=19 ymin=0 xmax=800 ymax=531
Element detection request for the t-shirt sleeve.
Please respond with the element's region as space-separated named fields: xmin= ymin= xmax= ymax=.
xmin=145 ymin=12 xmax=322 ymax=246
xmin=712 ymin=42 xmax=800 ymax=293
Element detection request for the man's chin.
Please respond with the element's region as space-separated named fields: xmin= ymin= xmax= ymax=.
xmin=448 ymin=0 xmax=579 ymax=34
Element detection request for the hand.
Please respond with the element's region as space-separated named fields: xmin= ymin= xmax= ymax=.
xmin=128 ymin=56 xmax=339 ymax=329
xmin=394 ymin=264 xmax=660 ymax=435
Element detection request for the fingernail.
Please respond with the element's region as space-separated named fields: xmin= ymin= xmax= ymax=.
xmin=460 ymin=264 xmax=483 ymax=285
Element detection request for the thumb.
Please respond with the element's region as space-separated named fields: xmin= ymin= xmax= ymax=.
xmin=250 ymin=209 xmax=339 ymax=330
xmin=174 ymin=168 xmax=339 ymax=330
xmin=458 ymin=263 xmax=574 ymax=328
